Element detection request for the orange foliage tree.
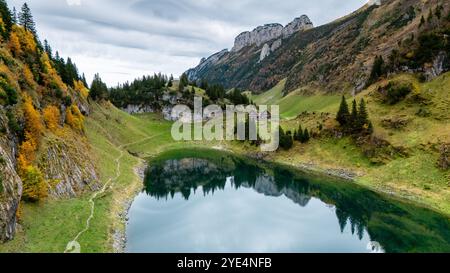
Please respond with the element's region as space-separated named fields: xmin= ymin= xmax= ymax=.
xmin=17 ymin=96 xmax=48 ymax=202
xmin=65 ymin=104 xmax=84 ymax=132
xmin=74 ymin=80 xmax=89 ymax=99
xmin=43 ymin=105 xmax=61 ymax=132
xmin=8 ymin=32 xmax=22 ymax=57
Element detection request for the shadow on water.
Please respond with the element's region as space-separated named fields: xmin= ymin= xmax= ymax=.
xmin=142 ymin=149 xmax=450 ymax=253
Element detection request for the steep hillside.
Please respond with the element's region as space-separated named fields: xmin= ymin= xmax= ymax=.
xmin=186 ymin=0 xmax=450 ymax=94
xmin=0 ymin=3 xmax=96 ymax=242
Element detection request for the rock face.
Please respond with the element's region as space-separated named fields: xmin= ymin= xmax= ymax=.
xmin=39 ymin=138 xmax=99 ymax=198
xmin=231 ymin=16 xmax=313 ymax=52
xmin=122 ymin=104 xmax=154 ymax=115
xmin=232 ymin=23 xmax=284 ymax=52
xmin=282 ymin=15 xmax=314 ymax=38
xmin=0 ymin=110 xmax=22 ymax=242
xmin=187 ymin=15 xmax=313 ymax=83
xmin=186 ymin=49 xmax=229 ymax=82
xmin=259 ymin=39 xmax=282 ymax=62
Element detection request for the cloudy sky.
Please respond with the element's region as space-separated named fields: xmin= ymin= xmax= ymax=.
xmin=8 ymin=0 xmax=367 ymax=86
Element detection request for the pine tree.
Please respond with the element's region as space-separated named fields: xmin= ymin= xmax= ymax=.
xmin=358 ymin=98 xmax=369 ymax=131
xmin=81 ymin=73 xmax=88 ymax=88
xmin=89 ymin=73 xmax=108 ymax=101
xmin=303 ymin=128 xmax=310 ymax=143
xmin=179 ymin=73 xmax=188 ymax=92
xmin=168 ymin=74 xmax=173 ymax=87
xmin=44 ymin=39 xmax=52 ymax=58
xmin=336 ymin=96 xmax=350 ymax=127
xmin=350 ymin=99 xmax=358 ymax=131
xmin=12 ymin=7 xmax=16 ymax=24
xmin=367 ymin=55 xmax=385 ymax=86
xmin=0 ymin=0 xmax=13 ymax=39
xmin=18 ymin=3 xmax=36 ymax=34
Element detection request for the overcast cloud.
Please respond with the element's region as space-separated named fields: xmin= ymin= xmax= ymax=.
xmin=8 ymin=0 xmax=367 ymax=86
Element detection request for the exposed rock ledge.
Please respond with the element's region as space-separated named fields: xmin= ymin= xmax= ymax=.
xmin=232 ymin=15 xmax=313 ymax=52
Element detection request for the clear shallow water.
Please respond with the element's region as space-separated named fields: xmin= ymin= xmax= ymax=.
xmin=126 ymin=150 xmax=450 ymax=253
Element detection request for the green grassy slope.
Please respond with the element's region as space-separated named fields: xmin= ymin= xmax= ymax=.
xmin=0 ymin=102 xmax=205 ymax=253
xmin=252 ymin=79 xmax=341 ymax=119
xmin=250 ymin=73 xmax=450 ymax=215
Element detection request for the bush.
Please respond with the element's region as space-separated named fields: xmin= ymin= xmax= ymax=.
xmin=380 ymin=81 xmax=412 ymax=104
xmin=21 ymin=165 xmax=48 ymax=202
xmin=0 ymin=78 xmax=18 ymax=105
xmin=279 ymin=127 xmax=293 ymax=150
xmin=6 ymin=111 xmax=22 ymax=137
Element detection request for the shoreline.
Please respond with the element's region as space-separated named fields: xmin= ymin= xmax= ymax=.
xmin=110 ymin=146 xmax=449 ymax=252
xmin=112 ymin=160 xmax=146 ymax=253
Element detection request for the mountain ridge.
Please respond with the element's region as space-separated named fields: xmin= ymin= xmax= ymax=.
xmin=186 ymin=0 xmax=450 ymax=94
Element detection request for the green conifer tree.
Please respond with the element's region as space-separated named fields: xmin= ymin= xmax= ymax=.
xmin=336 ymin=96 xmax=350 ymax=127
xmin=18 ymin=3 xmax=36 ymax=34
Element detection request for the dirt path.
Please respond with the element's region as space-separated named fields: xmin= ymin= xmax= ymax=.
xmin=64 ymin=132 xmax=164 ymax=253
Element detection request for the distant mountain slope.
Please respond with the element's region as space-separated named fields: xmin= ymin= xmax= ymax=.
xmin=186 ymin=0 xmax=450 ymax=94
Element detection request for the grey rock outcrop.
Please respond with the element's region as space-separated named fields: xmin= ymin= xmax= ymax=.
xmin=39 ymin=138 xmax=100 ymax=198
xmin=259 ymin=39 xmax=283 ymax=62
xmin=231 ymin=15 xmax=313 ymax=52
xmin=282 ymin=15 xmax=314 ymax=38
xmin=259 ymin=43 xmax=271 ymax=62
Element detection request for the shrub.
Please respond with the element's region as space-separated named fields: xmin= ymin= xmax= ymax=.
xmin=381 ymin=81 xmax=412 ymax=104
xmin=279 ymin=127 xmax=293 ymax=150
xmin=0 ymin=78 xmax=18 ymax=105
xmin=6 ymin=111 xmax=22 ymax=136
xmin=21 ymin=165 xmax=48 ymax=202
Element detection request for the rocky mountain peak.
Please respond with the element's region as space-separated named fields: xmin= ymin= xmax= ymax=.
xmin=231 ymin=15 xmax=313 ymax=52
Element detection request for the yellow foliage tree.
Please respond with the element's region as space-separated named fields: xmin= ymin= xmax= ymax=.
xmin=8 ymin=32 xmax=22 ymax=57
xmin=40 ymin=52 xmax=66 ymax=92
xmin=74 ymin=80 xmax=89 ymax=99
xmin=23 ymin=95 xmax=43 ymax=143
xmin=43 ymin=105 xmax=61 ymax=132
xmin=23 ymin=65 xmax=36 ymax=88
xmin=21 ymin=165 xmax=48 ymax=202
xmin=13 ymin=25 xmax=37 ymax=53
xmin=65 ymin=104 xmax=84 ymax=132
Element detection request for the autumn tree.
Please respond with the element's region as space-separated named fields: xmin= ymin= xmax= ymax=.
xmin=74 ymin=79 xmax=89 ymax=99
xmin=18 ymin=3 xmax=36 ymax=35
xmin=21 ymin=165 xmax=48 ymax=202
xmin=8 ymin=31 xmax=21 ymax=57
xmin=65 ymin=104 xmax=84 ymax=132
xmin=43 ymin=105 xmax=61 ymax=132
